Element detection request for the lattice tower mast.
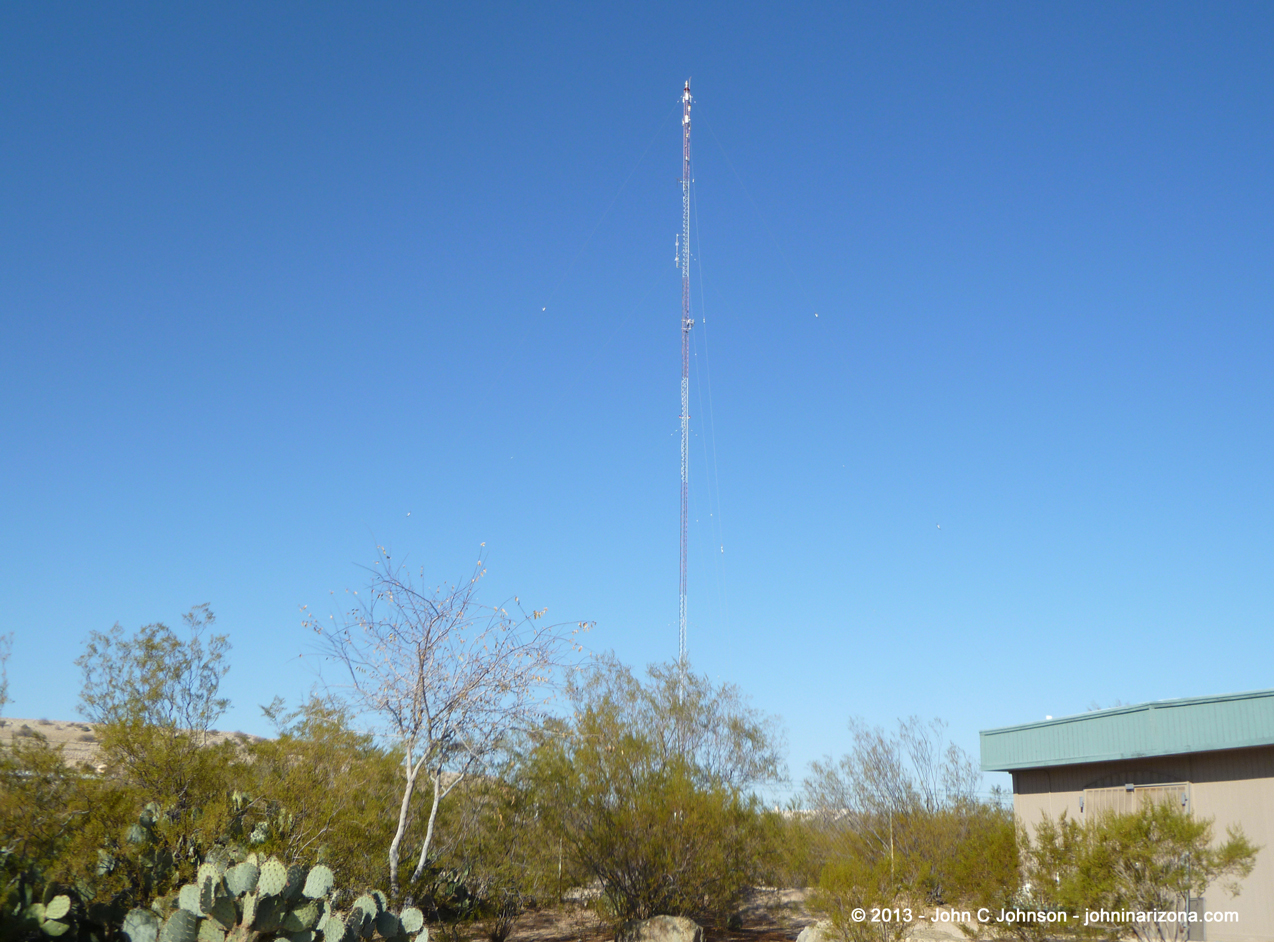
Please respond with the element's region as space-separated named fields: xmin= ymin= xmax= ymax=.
xmin=678 ymin=79 xmax=692 ymax=668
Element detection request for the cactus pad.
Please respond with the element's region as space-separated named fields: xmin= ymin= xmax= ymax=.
xmin=206 ymin=898 xmax=237 ymax=931
xmin=178 ymin=886 xmax=203 ymax=916
xmin=301 ymin=865 xmax=334 ymax=900
xmin=374 ymin=912 xmax=401 ymax=939
xmin=342 ymin=909 xmax=365 ymax=940
xmin=200 ymin=881 xmax=218 ymax=914
xmin=225 ymin=862 xmax=259 ymax=898
xmin=197 ymin=920 xmax=226 ymax=942
xmin=282 ymin=900 xmax=322 ymax=933
xmin=320 ymin=912 xmax=346 ymax=942
xmin=44 ymin=896 xmax=72 ymax=922
xmin=283 ymin=864 xmax=306 ymax=900
xmin=123 ymin=911 xmax=160 ymax=942
xmin=161 ymin=910 xmax=200 ymax=942
xmin=351 ymin=897 xmax=378 ymax=940
xmin=253 ymin=898 xmax=287 ymax=934
xmin=257 ymin=859 xmax=288 ymax=898
xmin=399 ymin=909 xmax=425 ymax=935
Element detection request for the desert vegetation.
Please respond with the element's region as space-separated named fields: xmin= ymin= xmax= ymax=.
xmin=0 ymin=567 xmax=1257 ymax=942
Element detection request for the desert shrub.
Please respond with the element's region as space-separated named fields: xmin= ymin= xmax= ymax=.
xmin=802 ymin=718 xmax=1016 ymax=913
xmin=763 ymin=808 xmax=823 ymax=888
xmin=1015 ymin=803 xmax=1254 ymax=942
xmin=530 ymin=730 xmax=768 ymax=923
xmin=247 ymin=697 xmax=402 ymax=892
xmin=940 ymin=800 xmax=1019 ymax=906
xmin=415 ymin=763 xmax=559 ymax=940
xmin=0 ymin=736 xmax=89 ymax=926
xmin=523 ymin=657 xmax=783 ymax=925
xmin=813 ymin=854 xmax=910 ymax=942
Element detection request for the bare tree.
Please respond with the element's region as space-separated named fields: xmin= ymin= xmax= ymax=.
xmin=802 ymin=716 xmax=984 ymax=902
xmin=308 ymin=547 xmax=587 ymax=900
xmin=804 ymin=717 xmax=980 ymax=837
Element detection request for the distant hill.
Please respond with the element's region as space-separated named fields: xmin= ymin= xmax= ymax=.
xmin=0 ymin=718 xmax=266 ymax=770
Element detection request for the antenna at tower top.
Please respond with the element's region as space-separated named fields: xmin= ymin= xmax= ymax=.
xmin=678 ymin=78 xmax=692 ymax=671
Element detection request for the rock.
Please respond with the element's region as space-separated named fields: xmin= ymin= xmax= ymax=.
xmin=616 ymin=916 xmax=704 ymax=942
xmin=796 ymin=920 xmax=832 ymax=942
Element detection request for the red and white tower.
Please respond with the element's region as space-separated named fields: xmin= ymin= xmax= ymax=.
xmin=677 ymin=79 xmax=692 ymax=668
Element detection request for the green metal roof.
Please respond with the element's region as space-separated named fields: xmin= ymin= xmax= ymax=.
xmin=980 ymin=689 xmax=1274 ymax=772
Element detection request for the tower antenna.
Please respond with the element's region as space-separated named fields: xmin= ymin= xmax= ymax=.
xmin=678 ymin=79 xmax=692 ymax=671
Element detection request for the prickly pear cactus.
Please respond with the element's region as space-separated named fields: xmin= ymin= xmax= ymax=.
xmin=19 ymin=890 xmax=75 ymax=938
xmin=125 ymin=858 xmax=427 ymax=942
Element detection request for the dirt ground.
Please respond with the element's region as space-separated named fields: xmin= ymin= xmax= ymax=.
xmin=499 ymin=888 xmax=816 ymax=942
xmin=501 ymin=889 xmax=975 ymax=942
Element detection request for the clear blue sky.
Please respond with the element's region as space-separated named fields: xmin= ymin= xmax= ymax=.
xmin=4 ymin=2 xmax=1274 ymax=799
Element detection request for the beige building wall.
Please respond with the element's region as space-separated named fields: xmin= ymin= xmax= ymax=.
xmin=1012 ymin=746 xmax=1274 ymax=942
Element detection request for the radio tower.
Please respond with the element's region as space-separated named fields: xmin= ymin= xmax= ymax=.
xmin=677 ymin=79 xmax=692 ymax=670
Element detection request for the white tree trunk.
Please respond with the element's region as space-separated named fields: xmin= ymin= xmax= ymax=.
xmin=388 ymin=749 xmax=426 ymax=898
xmin=411 ymin=763 xmax=464 ymax=885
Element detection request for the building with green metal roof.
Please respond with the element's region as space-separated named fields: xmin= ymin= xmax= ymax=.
xmin=981 ymin=689 xmax=1274 ymax=942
